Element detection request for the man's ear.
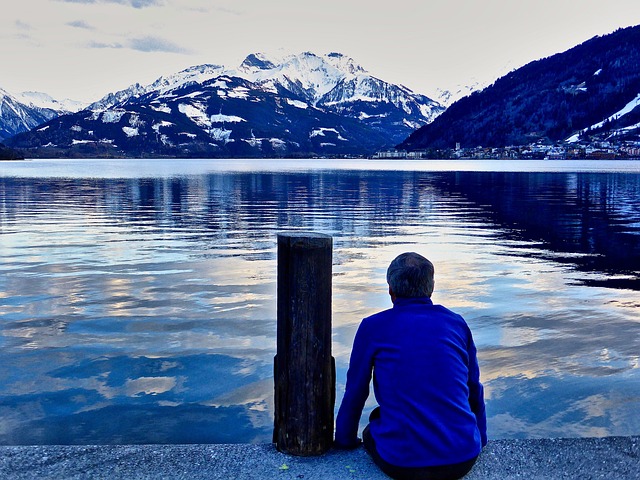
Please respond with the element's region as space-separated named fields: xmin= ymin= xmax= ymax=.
xmin=388 ymin=285 xmax=396 ymax=303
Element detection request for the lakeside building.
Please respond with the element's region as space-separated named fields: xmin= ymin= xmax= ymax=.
xmin=372 ymin=140 xmax=640 ymax=160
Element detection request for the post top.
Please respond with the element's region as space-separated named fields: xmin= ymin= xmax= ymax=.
xmin=277 ymin=232 xmax=332 ymax=239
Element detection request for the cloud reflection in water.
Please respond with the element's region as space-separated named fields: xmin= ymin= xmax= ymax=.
xmin=0 ymin=163 xmax=639 ymax=443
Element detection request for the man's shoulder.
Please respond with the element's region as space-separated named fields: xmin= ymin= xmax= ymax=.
xmin=432 ymin=303 xmax=465 ymax=318
xmin=362 ymin=307 xmax=395 ymax=323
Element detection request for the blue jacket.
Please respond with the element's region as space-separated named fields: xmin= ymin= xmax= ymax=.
xmin=335 ymin=296 xmax=487 ymax=467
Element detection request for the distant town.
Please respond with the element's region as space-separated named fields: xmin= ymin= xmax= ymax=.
xmin=373 ymin=139 xmax=640 ymax=160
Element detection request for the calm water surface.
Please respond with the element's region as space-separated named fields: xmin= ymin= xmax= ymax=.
xmin=1 ymin=159 xmax=639 ymax=444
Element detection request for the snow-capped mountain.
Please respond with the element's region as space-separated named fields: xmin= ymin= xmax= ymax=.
xmin=0 ymin=88 xmax=86 ymax=141
xmin=88 ymin=64 xmax=226 ymax=111
xmin=430 ymin=79 xmax=487 ymax=108
xmin=14 ymin=91 xmax=87 ymax=114
xmin=8 ymin=52 xmax=444 ymax=157
xmin=1 ymin=88 xmax=58 ymax=141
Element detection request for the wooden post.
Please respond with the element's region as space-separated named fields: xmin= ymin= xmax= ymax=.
xmin=274 ymin=232 xmax=335 ymax=456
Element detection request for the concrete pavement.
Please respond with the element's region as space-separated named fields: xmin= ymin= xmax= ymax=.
xmin=1 ymin=436 xmax=639 ymax=479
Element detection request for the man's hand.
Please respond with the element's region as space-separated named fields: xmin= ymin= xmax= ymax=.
xmin=333 ymin=438 xmax=362 ymax=450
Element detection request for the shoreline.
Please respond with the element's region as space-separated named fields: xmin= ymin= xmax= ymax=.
xmin=1 ymin=436 xmax=638 ymax=479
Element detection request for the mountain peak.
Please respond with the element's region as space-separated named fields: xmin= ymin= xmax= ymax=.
xmin=15 ymin=90 xmax=88 ymax=113
xmin=239 ymin=53 xmax=277 ymax=73
xmin=324 ymin=52 xmax=366 ymax=76
xmin=0 ymin=88 xmax=62 ymax=141
xmin=6 ymin=50 xmax=443 ymax=156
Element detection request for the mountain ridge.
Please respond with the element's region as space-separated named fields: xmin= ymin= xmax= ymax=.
xmin=0 ymin=88 xmax=87 ymax=142
xmin=398 ymin=25 xmax=640 ymax=153
xmin=7 ymin=52 xmax=444 ymax=158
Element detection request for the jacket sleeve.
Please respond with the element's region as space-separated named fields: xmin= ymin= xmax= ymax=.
xmin=467 ymin=327 xmax=488 ymax=447
xmin=334 ymin=320 xmax=374 ymax=448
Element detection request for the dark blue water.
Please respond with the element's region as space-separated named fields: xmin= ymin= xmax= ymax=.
xmin=1 ymin=159 xmax=639 ymax=444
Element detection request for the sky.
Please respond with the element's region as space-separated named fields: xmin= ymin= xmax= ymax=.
xmin=2 ymin=0 xmax=640 ymax=103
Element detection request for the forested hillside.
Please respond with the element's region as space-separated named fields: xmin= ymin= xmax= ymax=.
xmin=399 ymin=25 xmax=640 ymax=150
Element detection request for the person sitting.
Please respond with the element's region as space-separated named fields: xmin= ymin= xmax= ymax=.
xmin=334 ymin=252 xmax=487 ymax=480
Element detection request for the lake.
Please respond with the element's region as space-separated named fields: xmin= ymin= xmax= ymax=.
xmin=0 ymin=158 xmax=639 ymax=444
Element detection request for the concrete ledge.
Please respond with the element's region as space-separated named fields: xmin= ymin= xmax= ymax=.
xmin=1 ymin=437 xmax=638 ymax=479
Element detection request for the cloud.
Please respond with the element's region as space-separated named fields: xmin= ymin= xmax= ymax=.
xmin=67 ymin=20 xmax=95 ymax=30
xmin=86 ymin=35 xmax=190 ymax=54
xmin=15 ymin=20 xmax=32 ymax=30
xmin=129 ymin=36 xmax=191 ymax=54
xmin=55 ymin=0 xmax=164 ymax=8
xmin=88 ymin=40 xmax=124 ymax=49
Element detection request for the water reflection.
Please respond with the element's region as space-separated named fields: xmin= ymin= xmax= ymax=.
xmin=439 ymin=172 xmax=640 ymax=288
xmin=0 ymin=164 xmax=639 ymax=444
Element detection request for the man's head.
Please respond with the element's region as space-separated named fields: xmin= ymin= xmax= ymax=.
xmin=386 ymin=252 xmax=435 ymax=300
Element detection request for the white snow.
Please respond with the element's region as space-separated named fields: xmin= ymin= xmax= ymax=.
xmin=242 ymin=137 xmax=287 ymax=149
xmin=14 ymin=90 xmax=87 ymax=113
xmin=270 ymin=138 xmax=287 ymax=149
xmin=182 ymin=91 xmax=205 ymax=99
xmin=286 ymin=99 xmax=308 ymax=109
xmin=586 ymin=93 xmax=640 ymax=131
xmin=228 ymin=87 xmax=250 ymax=99
xmin=179 ymin=103 xmax=211 ymax=128
xmin=259 ymin=80 xmax=279 ymax=94
xmin=210 ymin=113 xmax=245 ymax=123
xmin=211 ymin=80 xmax=228 ymax=89
xmin=566 ymin=133 xmax=581 ymax=143
xmin=310 ymin=127 xmax=336 ymax=137
xmin=37 ymin=125 xmax=50 ymax=131
xmin=430 ymin=79 xmax=486 ymax=108
xmin=403 ymin=119 xmax=422 ymax=129
xmin=179 ymin=132 xmax=197 ymax=138
xmin=86 ymin=111 xmax=101 ymax=121
xmin=152 ymin=121 xmax=174 ymax=133
xmin=620 ymin=121 xmax=640 ymax=131
xmin=419 ymin=103 xmax=439 ymax=121
xmin=358 ymin=112 xmax=389 ymax=120
xmin=122 ymin=126 xmax=139 ymax=137
xmin=150 ymin=104 xmax=171 ymax=114
xmin=242 ymin=52 xmax=364 ymax=104
xmin=210 ymin=128 xmax=233 ymax=144
xmin=129 ymin=114 xmax=145 ymax=128
xmin=72 ymin=139 xmax=94 ymax=145
xmin=102 ymin=110 xmax=126 ymax=123
xmin=310 ymin=127 xmax=347 ymax=141
xmin=71 ymin=125 xmax=82 ymax=132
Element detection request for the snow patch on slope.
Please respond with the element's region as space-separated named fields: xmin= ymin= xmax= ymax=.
xmin=591 ymin=93 xmax=640 ymax=129
xmin=102 ymin=110 xmax=126 ymax=123
xmin=567 ymin=93 xmax=640 ymax=142
xmin=122 ymin=126 xmax=139 ymax=137
xmin=310 ymin=127 xmax=347 ymax=141
xmin=179 ymin=103 xmax=211 ymax=128
xmin=210 ymin=113 xmax=245 ymax=123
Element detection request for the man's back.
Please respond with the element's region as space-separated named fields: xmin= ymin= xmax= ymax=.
xmin=335 ymin=296 xmax=486 ymax=468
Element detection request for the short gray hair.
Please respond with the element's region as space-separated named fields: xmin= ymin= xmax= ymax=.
xmin=386 ymin=252 xmax=435 ymax=298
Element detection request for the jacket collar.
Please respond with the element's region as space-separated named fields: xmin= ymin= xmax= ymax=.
xmin=392 ymin=296 xmax=433 ymax=307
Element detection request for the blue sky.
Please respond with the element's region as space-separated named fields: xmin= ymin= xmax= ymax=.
xmin=2 ymin=0 xmax=640 ymax=102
